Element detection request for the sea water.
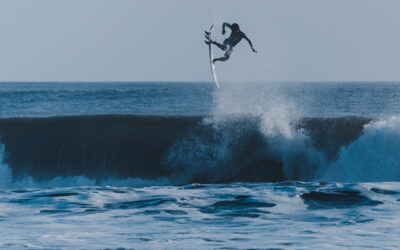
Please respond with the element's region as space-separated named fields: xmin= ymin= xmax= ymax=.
xmin=0 ymin=82 xmax=399 ymax=249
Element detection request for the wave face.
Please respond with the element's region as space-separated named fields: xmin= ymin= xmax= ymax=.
xmin=3 ymin=114 xmax=395 ymax=185
xmin=0 ymin=115 xmax=200 ymax=181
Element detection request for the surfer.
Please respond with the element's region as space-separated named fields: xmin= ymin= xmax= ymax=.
xmin=205 ymin=22 xmax=257 ymax=64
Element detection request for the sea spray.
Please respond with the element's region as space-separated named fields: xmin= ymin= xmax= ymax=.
xmin=258 ymin=109 xmax=326 ymax=181
xmin=210 ymin=82 xmax=325 ymax=180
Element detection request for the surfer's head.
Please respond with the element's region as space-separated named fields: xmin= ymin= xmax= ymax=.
xmin=232 ymin=23 xmax=240 ymax=31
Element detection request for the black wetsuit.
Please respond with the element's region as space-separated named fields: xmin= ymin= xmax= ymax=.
xmin=210 ymin=23 xmax=257 ymax=63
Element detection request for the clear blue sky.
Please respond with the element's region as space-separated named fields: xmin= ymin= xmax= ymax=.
xmin=1 ymin=0 xmax=400 ymax=82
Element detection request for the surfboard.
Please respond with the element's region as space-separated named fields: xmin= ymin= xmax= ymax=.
xmin=206 ymin=25 xmax=220 ymax=88
xmin=205 ymin=12 xmax=220 ymax=88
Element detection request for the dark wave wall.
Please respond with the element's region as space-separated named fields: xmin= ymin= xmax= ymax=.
xmin=0 ymin=115 xmax=371 ymax=183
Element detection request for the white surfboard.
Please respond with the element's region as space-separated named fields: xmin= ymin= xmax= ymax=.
xmin=206 ymin=25 xmax=220 ymax=88
xmin=205 ymin=10 xmax=220 ymax=88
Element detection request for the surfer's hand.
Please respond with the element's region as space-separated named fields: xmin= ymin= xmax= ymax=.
xmin=252 ymin=48 xmax=257 ymax=53
xmin=222 ymin=29 xmax=226 ymax=35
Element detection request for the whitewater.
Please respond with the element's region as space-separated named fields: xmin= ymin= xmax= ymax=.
xmin=0 ymin=82 xmax=400 ymax=249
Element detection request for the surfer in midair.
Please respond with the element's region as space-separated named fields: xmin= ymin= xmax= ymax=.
xmin=205 ymin=22 xmax=257 ymax=64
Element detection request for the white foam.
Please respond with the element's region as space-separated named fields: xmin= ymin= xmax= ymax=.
xmin=208 ymin=82 xmax=326 ymax=180
xmin=323 ymin=117 xmax=400 ymax=182
xmin=258 ymin=104 xmax=326 ymax=180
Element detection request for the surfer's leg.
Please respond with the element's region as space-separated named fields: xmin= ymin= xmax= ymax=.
xmin=213 ymin=55 xmax=230 ymax=64
xmin=211 ymin=41 xmax=227 ymax=51
xmin=204 ymin=40 xmax=227 ymax=50
xmin=213 ymin=46 xmax=232 ymax=63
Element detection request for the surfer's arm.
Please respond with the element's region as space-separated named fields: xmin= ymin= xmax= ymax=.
xmin=222 ymin=23 xmax=232 ymax=35
xmin=244 ymin=34 xmax=257 ymax=53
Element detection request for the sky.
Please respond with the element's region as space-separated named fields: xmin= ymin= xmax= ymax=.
xmin=1 ymin=0 xmax=400 ymax=82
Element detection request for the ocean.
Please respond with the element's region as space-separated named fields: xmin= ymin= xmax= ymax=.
xmin=0 ymin=82 xmax=400 ymax=249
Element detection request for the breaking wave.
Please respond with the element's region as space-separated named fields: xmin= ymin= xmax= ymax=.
xmin=321 ymin=117 xmax=400 ymax=182
xmin=1 ymin=113 xmax=398 ymax=187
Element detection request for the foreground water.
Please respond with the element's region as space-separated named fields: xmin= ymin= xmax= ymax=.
xmin=1 ymin=82 xmax=400 ymax=248
xmin=1 ymin=182 xmax=399 ymax=249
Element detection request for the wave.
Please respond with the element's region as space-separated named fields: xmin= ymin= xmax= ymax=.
xmin=3 ymin=114 xmax=398 ymax=186
xmin=321 ymin=117 xmax=400 ymax=182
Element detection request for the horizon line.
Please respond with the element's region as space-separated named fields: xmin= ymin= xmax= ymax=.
xmin=1 ymin=80 xmax=400 ymax=84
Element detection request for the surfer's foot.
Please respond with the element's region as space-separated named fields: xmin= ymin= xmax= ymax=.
xmin=212 ymin=58 xmax=217 ymax=64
